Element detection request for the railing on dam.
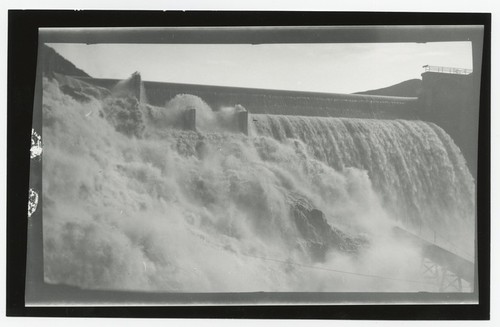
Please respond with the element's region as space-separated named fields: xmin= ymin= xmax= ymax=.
xmin=422 ymin=65 xmax=472 ymax=75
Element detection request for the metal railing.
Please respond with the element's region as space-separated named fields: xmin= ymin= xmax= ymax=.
xmin=423 ymin=65 xmax=472 ymax=75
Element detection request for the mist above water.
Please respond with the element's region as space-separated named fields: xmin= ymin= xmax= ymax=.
xmin=41 ymin=75 xmax=475 ymax=293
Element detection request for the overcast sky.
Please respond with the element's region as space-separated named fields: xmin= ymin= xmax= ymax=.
xmin=47 ymin=42 xmax=472 ymax=94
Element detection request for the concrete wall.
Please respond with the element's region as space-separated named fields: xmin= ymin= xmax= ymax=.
xmin=420 ymin=72 xmax=477 ymax=177
xmin=142 ymin=80 xmax=419 ymax=120
xmin=76 ymin=76 xmax=419 ymax=120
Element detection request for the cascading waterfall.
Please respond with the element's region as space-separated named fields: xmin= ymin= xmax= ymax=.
xmin=41 ymin=75 xmax=475 ymax=293
xmin=251 ymin=115 xmax=476 ymax=257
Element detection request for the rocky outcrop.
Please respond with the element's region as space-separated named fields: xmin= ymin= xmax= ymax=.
xmin=290 ymin=193 xmax=366 ymax=262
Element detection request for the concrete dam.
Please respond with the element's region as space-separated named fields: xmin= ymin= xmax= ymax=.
xmin=68 ymin=69 xmax=475 ymax=176
xmin=24 ymin=26 xmax=484 ymax=304
xmin=33 ymin=59 xmax=475 ymax=298
xmin=73 ymin=74 xmax=420 ymax=119
xmin=43 ymin=69 xmax=476 ymax=293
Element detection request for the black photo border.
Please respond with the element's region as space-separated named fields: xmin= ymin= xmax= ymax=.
xmin=7 ymin=10 xmax=491 ymax=319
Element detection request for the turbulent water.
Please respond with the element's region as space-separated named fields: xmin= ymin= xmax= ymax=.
xmin=41 ymin=76 xmax=475 ymax=293
xmin=252 ymin=115 xmax=475 ymax=256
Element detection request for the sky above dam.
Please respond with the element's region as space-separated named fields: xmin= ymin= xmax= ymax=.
xmin=46 ymin=41 xmax=472 ymax=94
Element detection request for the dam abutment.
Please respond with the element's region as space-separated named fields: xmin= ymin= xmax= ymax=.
xmin=420 ymin=69 xmax=477 ymax=178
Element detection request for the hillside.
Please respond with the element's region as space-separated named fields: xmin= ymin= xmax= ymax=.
xmin=355 ymin=79 xmax=422 ymax=98
xmin=40 ymin=44 xmax=91 ymax=77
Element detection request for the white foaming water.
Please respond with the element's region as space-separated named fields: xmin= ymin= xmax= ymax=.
xmin=251 ymin=114 xmax=476 ymax=258
xmin=41 ymin=77 xmax=475 ymax=293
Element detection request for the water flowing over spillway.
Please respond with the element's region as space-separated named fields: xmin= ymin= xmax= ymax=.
xmin=252 ymin=115 xmax=475 ymax=256
xmin=41 ymin=76 xmax=476 ymax=293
